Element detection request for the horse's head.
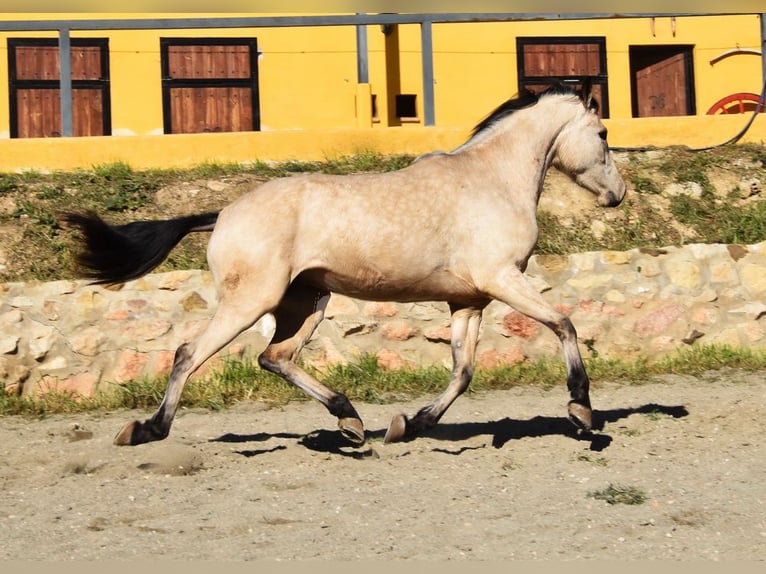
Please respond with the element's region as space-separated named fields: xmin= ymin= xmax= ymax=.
xmin=550 ymin=81 xmax=627 ymax=207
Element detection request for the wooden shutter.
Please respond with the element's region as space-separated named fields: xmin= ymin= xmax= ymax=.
xmin=517 ymin=38 xmax=609 ymax=118
xmin=161 ymin=39 xmax=260 ymax=134
xmin=9 ymin=39 xmax=110 ymax=138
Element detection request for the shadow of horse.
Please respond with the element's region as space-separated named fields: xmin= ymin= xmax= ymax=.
xmin=211 ymin=429 xmax=380 ymax=459
xmin=211 ymin=402 xmax=689 ymax=457
xmin=411 ymin=402 xmax=690 ymax=452
xmin=211 ymin=431 xmax=299 ymax=458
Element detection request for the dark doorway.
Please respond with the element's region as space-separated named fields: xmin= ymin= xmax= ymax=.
xmin=630 ymin=45 xmax=695 ymax=117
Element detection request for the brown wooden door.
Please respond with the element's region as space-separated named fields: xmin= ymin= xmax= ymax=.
xmin=15 ymin=88 xmax=105 ymax=138
xmin=168 ymin=87 xmax=253 ymax=133
xmin=161 ymin=40 xmax=259 ymax=134
xmin=522 ymin=42 xmax=603 ymax=77
xmin=9 ymin=39 xmax=110 ymax=138
xmin=634 ymin=52 xmax=689 ymax=117
xmin=517 ymin=38 xmax=609 ymax=118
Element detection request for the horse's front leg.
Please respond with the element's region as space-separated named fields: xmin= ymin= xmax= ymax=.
xmin=483 ymin=266 xmax=593 ymax=430
xmin=385 ymin=303 xmax=485 ymax=443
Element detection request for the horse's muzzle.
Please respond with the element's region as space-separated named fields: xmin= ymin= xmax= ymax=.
xmin=600 ymin=189 xmax=623 ymax=208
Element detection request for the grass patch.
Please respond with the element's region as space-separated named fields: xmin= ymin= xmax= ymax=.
xmin=577 ymin=454 xmax=608 ymax=466
xmin=669 ymin=193 xmax=766 ymax=245
xmin=588 ymin=484 xmax=647 ymax=505
xmin=2 ymin=344 xmax=764 ymax=417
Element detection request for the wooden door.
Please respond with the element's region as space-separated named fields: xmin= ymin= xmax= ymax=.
xmin=9 ymin=40 xmax=110 ymax=138
xmin=631 ymin=47 xmax=695 ymax=117
xmin=14 ymin=88 xmax=105 ymax=138
xmin=634 ymin=53 xmax=689 ymax=117
xmin=162 ymin=40 xmax=259 ymax=134
xmin=517 ymin=38 xmax=609 ymax=117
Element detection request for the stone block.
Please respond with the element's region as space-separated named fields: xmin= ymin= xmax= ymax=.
xmin=110 ymin=350 xmax=150 ymax=383
xmin=634 ymin=304 xmax=686 ymax=337
xmin=476 ymin=347 xmax=526 ymax=369
xmin=0 ymin=335 xmax=19 ymax=354
xmin=363 ymin=301 xmax=399 ymax=317
xmin=740 ymin=263 xmax=766 ymax=296
xmin=665 ymin=260 xmax=702 ymax=290
xmin=499 ymin=310 xmax=540 ymax=340
xmin=382 ymin=321 xmax=418 ymax=341
xmin=70 ymin=327 xmax=108 ymax=357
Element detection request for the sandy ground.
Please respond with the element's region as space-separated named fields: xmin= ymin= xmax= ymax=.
xmin=1 ymin=368 xmax=765 ymax=561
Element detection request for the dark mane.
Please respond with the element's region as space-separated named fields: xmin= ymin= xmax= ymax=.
xmin=470 ymin=82 xmax=598 ymax=139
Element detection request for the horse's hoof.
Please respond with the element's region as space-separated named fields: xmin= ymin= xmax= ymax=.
xmin=113 ymin=420 xmax=142 ymax=446
xmin=567 ymin=402 xmax=593 ymax=431
xmin=113 ymin=420 xmax=166 ymax=446
xmin=338 ymin=417 xmax=365 ymax=445
xmin=384 ymin=413 xmax=408 ymax=443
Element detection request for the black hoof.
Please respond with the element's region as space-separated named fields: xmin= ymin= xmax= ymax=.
xmin=113 ymin=420 xmax=167 ymax=446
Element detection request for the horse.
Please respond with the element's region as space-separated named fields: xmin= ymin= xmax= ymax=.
xmin=64 ymin=80 xmax=626 ymax=448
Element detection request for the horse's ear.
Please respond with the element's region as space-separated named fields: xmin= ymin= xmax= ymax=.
xmin=580 ymin=78 xmax=594 ymax=108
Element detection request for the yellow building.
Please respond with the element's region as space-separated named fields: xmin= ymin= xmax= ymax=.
xmin=0 ymin=12 xmax=764 ymax=170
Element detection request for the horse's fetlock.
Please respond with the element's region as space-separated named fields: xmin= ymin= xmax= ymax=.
xmin=414 ymin=405 xmax=440 ymax=429
xmin=327 ymin=393 xmax=357 ymax=420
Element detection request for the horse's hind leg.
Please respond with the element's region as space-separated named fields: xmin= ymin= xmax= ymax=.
xmin=114 ymin=290 xmax=275 ymax=446
xmin=258 ymin=283 xmax=366 ymax=444
xmin=385 ymin=303 xmax=485 ymax=443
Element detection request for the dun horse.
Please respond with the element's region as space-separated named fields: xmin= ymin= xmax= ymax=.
xmin=65 ymin=81 xmax=626 ymax=447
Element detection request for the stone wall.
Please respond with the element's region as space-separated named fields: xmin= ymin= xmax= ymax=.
xmin=2 ymin=241 xmax=765 ymax=397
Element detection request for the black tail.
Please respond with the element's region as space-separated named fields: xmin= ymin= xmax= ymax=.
xmin=63 ymin=211 xmax=219 ymax=285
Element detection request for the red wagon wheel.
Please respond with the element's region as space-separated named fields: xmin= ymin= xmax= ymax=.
xmin=706 ymin=92 xmax=765 ymax=115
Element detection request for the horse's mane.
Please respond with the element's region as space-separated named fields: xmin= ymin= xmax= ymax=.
xmin=470 ymin=82 xmax=599 ymax=140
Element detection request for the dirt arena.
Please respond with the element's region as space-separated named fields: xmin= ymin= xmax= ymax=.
xmin=1 ymin=368 xmax=764 ymax=561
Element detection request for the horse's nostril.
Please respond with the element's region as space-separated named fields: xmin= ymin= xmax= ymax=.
xmin=603 ymin=190 xmax=620 ymax=207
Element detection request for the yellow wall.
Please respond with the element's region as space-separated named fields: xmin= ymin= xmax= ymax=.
xmin=431 ymin=15 xmax=763 ymax=123
xmin=98 ymin=22 xmax=362 ymax=133
xmin=0 ymin=13 xmax=763 ymax=171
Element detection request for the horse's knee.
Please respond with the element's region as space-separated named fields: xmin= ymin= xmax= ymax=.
xmin=457 ymin=364 xmax=474 ymax=386
xmin=172 ymin=342 xmax=193 ymax=371
xmin=258 ymin=347 xmax=290 ymax=375
xmin=551 ymin=316 xmax=578 ymax=341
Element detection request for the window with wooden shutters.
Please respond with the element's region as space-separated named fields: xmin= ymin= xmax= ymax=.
xmin=516 ymin=37 xmax=609 ymax=118
xmin=160 ymin=38 xmax=260 ymax=134
xmin=7 ymin=38 xmax=111 ymax=138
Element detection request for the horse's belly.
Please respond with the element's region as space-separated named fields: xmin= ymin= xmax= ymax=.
xmin=297 ymin=267 xmax=486 ymax=304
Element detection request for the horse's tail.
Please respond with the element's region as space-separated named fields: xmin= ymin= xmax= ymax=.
xmin=63 ymin=211 xmax=219 ymax=285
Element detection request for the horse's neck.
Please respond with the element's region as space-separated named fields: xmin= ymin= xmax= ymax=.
xmin=462 ymin=100 xmax=574 ymax=206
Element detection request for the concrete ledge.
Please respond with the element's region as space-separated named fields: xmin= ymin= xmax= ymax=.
xmin=0 ymin=114 xmax=765 ymax=173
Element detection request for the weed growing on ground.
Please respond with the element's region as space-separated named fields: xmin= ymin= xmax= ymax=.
xmin=588 ymin=484 xmax=648 ymax=505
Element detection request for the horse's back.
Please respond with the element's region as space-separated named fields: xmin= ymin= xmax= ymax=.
xmin=207 ymin=165 xmax=489 ymax=301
